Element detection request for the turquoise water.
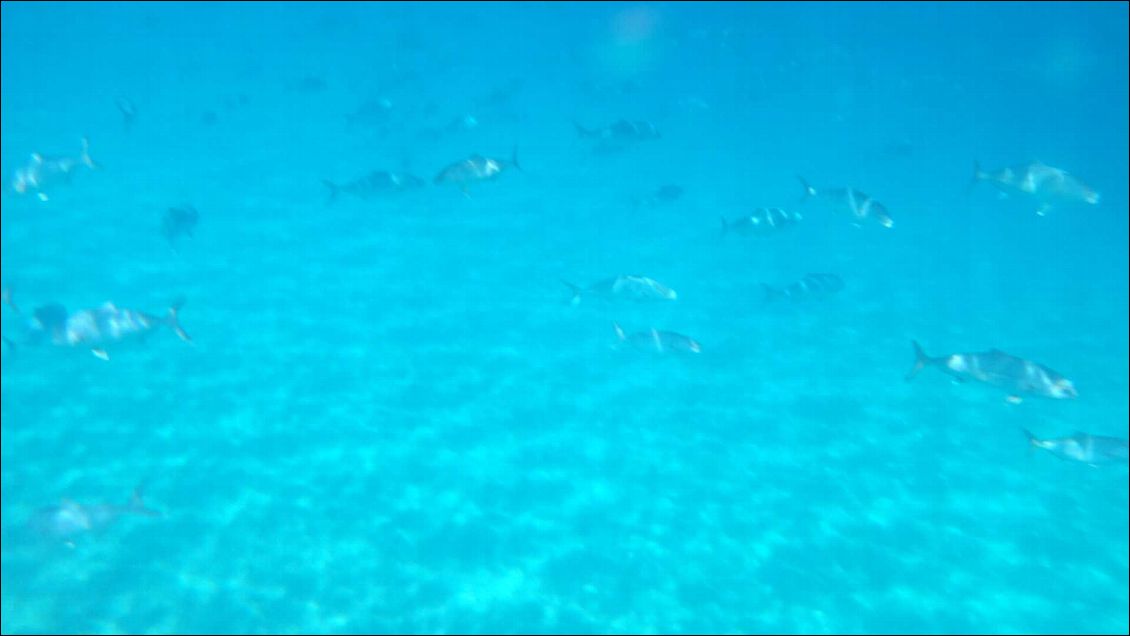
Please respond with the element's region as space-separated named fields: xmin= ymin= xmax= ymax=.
xmin=2 ymin=2 xmax=1127 ymax=633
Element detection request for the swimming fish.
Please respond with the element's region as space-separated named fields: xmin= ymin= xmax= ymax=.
xmin=11 ymin=137 xmax=98 ymax=201
xmin=434 ymin=148 xmax=521 ymax=195
xmin=972 ymin=161 xmax=1099 ymax=216
xmin=323 ymin=170 xmax=426 ymax=204
xmin=1023 ymin=429 xmax=1128 ymax=466
xmin=116 ymin=98 xmax=138 ymax=131
xmin=346 ymin=98 xmax=394 ymax=129
xmin=907 ymin=341 xmax=1076 ymax=403
xmin=613 ymin=322 xmax=701 ymax=354
xmin=573 ymin=119 xmax=661 ymax=142
xmin=30 ymin=486 xmax=160 ymax=546
xmin=7 ymin=293 xmax=191 ymax=360
xmin=721 ymin=207 xmax=802 ymax=237
xmin=562 ymin=275 xmax=678 ymax=306
xmin=162 ymin=205 xmax=200 ymax=250
xmin=762 ymin=273 xmax=844 ymax=302
xmin=632 ymin=184 xmax=684 ymax=209
xmin=797 ymin=176 xmax=894 ymax=229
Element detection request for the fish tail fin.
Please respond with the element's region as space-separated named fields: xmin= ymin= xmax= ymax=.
xmin=323 ymin=180 xmax=339 ymax=205
xmin=80 ymin=137 xmax=99 ymax=170
xmin=510 ymin=145 xmax=523 ymax=172
xmin=573 ymin=120 xmax=595 ymax=139
xmin=967 ymin=161 xmax=983 ymax=195
xmin=562 ymin=280 xmax=582 ymax=306
xmin=906 ymin=340 xmax=934 ymax=381
xmin=1021 ymin=428 xmax=1038 ymax=446
xmin=167 ymin=298 xmax=192 ymax=343
xmin=1 ymin=285 xmax=19 ymax=315
xmin=797 ymin=175 xmax=816 ymax=202
xmin=719 ymin=216 xmax=730 ymax=237
xmin=613 ymin=322 xmax=627 ymax=341
xmin=761 ymin=284 xmax=782 ymax=302
xmin=129 ymin=485 xmax=161 ymax=517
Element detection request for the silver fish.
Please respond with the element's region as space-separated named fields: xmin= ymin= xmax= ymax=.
xmin=798 ymin=176 xmax=894 ymax=229
xmin=30 ymin=486 xmax=160 ymax=545
xmin=613 ymin=322 xmax=701 ymax=354
xmin=323 ymin=171 xmax=426 ymax=204
xmin=563 ymin=275 xmax=677 ymax=306
xmin=907 ymin=341 xmax=1076 ymax=403
xmin=12 ymin=138 xmax=98 ymax=201
xmin=434 ymin=148 xmax=521 ymax=194
xmin=9 ymin=295 xmax=191 ymax=360
xmin=721 ymin=207 xmax=802 ymax=237
xmin=972 ymin=161 xmax=1099 ymax=216
xmin=762 ymin=273 xmax=844 ymax=302
xmin=1023 ymin=430 xmax=1128 ymax=466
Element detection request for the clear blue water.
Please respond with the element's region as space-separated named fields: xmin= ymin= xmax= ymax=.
xmin=2 ymin=2 xmax=1127 ymax=634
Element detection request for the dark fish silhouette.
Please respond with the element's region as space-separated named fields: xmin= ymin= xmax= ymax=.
xmin=562 ymin=275 xmax=677 ymax=306
xmin=11 ymin=138 xmax=98 ymax=201
xmin=162 ymin=205 xmax=199 ymax=250
xmin=721 ymin=207 xmax=802 ymax=237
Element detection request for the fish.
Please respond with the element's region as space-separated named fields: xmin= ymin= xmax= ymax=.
xmin=11 ymin=137 xmax=99 ymax=201
xmin=162 ymin=205 xmax=200 ymax=250
xmin=906 ymin=341 xmax=1077 ymax=403
xmin=116 ymin=97 xmax=138 ymax=131
xmin=346 ymin=98 xmax=394 ymax=129
xmin=30 ymin=486 xmax=160 ymax=546
xmin=972 ymin=160 xmax=1099 ymax=216
xmin=573 ymin=119 xmax=662 ymax=142
xmin=632 ymin=184 xmax=684 ymax=209
xmin=721 ymin=207 xmax=802 ymax=237
xmin=1023 ymin=429 xmax=1128 ymax=466
xmin=5 ymin=292 xmax=191 ymax=360
xmin=433 ymin=148 xmax=521 ymax=195
xmin=323 ymin=170 xmax=426 ymax=204
xmin=562 ymin=275 xmax=678 ymax=306
xmin=762 ymin=273 xmax=844 ymax=302
xmin=797 ymin=176 xmax=894 ymax=229
xmin=613 ymin=322 xmax=701 ymax=354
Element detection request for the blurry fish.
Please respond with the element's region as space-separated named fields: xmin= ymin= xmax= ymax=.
xmin=798 ymin=177 xmax=894 ymax=229
xmin=434 ymin=148 xmax=521 ymax=195
xmin=162 ymin=205 xmax=199 ymax=250
xmin=415 ymin=113 xmax=479 ymax=141
xmin=347 ymin=98 xmax=394 ymax=128
xmin=762 ymin=273 xmax=844 ymax=302
xmin=907 ymin=341 xmax=1077 ymax=403
xmin=201 ymin=110 xmax=219 ymax=126
xmin=11 ymin=137 xmax=98 ymax=201
xmin=5 ymin=292 xmax=191 ymax=360
xmin=573 ymin=119 xmax=661 ymax=142
xmin=30 ymin=486 xmax=160 ymax=546
xmin=323 ymin=170 xmax=426 ymax=204
xmin=116 ymin=97 xmax=138 ymax=131
xmin=972 ymin=160 xmax=1099 ymax=216
xmin=562 ymin=275 xmax=677 ymax=306
xmin=613 ymin=322 xmax=701 ymax=354
xmin=289 ymin=75 xmax=328 ymax=93
xmin=632 ymin=184 xmax=684 ymax=209
xmin=1023 ymin=429 xmax=1128 ymax=466
xmin=721 ymin=207 xmax=802 ymax=237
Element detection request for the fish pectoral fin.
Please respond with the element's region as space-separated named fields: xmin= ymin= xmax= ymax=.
xmin=1005 ymin=395 xmax=1023 ymax=405
xmin=91 ymin=348 xmax=110 ymax=361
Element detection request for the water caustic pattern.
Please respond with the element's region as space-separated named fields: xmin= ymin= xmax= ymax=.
xmin=1 ymin=2 xmax=1127 ymax=634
